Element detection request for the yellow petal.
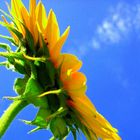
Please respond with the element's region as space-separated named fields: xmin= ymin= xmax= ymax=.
xmin=95 ymin=112 xmax=118 ymax=133
xmin=63 ymin=72 xmax=86 ymax=91
xmin=36 ymin=1 xmax=47 ymax=32
xmin=69 ymin=100 xmax=119 ymax=140
xmin=29 ymin=0 xmax=36 ymax=18
xmin=68 ymin=96 xmax=121 ymax=140
xmin=50 ymin=26 xmax=70 ymax=63
xmin=57 ymin=53 xmax=82 ymax=80
xmin=44 ymin=10 xmax=60 ymax=50
xmin=11 ymin=0 xmax=25 ymax=34
xmin=61 ymin=54 xmax=82 ymax=73
xmin=11 ymin=0 xmax=22 ymax=19
xmin=67 ymin=85 xmax=87 ymax=97
xmin=71 ymin=95 xmax=96 ymax=112
xmin=21 ymin=6 xmax=30 ymax=29
xmin=29 ymin=0 xmax=37 ymax=41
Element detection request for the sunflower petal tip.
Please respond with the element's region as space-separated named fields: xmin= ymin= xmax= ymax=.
xmin=67 ymin=26 xmax=70 ymax=31
xmin=49 ymin=9 xmax=53 ymax=14
xmin=65 ymin=26 xmax=70 ymax=35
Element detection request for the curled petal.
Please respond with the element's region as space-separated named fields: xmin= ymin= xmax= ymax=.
xmin=63 ymin=72 xmax=86 ymax=91
xmin=60 ymin=54 xmax=82 ymax=73
xmin=67 ymin=84 xmax=87 ymax=97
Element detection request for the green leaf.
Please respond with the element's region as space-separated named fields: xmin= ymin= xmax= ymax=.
xmin=21 ymin=108 xmax=51 ymax=133
xmin=7 ymin=56 xmax=26 ymax=73
xmin=32 ymin=108 xmax=51 ymax=128
xmin=14 ymin=75 xmax=29 ymax=95
xmin=0 ymin=43 xmax=11 ymax=52
xmin=50 ymin=117 xmax=69 ymax=139
xmin=23 ymin=77 xmax=48 ymax=107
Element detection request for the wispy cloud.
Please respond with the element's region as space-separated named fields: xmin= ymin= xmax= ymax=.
xmin=66 ymin=2 xmax=140 ymax=88
xmin=69 ymin=2 xmax=140 ymax=57
xmin=92 ymin=2 xmax=140 ymax=49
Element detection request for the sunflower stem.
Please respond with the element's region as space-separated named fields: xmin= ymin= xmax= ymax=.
xmin=0 ymin=100 xmax=28 ymax=138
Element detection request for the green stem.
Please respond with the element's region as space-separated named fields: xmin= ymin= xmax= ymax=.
xmin=0 ymin=100 xmax=28 ymax=138
xmin=0 ymin=52 xmax=23 ymax=60
xmin=38 ymin=89 xmax=62 ymax=97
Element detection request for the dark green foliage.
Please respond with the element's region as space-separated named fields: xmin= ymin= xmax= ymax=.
xmin=0 ymin=43 xmax=11 ymax=52
xmin=50 ymin=117 xmax=69 ymax=139
xmin=14 ymin=75 xmax=29 ymax=95
xmin=23 ymin=77 xmax=48 ymax=107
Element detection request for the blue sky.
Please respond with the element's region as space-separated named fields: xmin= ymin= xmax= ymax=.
xmin=0 ymin=0 xmax=140 ymax=139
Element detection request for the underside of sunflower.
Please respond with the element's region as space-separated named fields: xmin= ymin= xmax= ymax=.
xmin=0 ymin=0 xmax=121 ymax=140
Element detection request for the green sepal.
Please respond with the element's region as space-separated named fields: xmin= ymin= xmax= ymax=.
xmin=0 ymin=21 xmax=23 ymax=39
xmin=37 ymin=35 xmax=50 ymax=58
xmin=0 ymin=34 xmax=16 ymax=46
xmin=21 ymin=24 xmax=35 ymax=55
xmin=14 ymin=75 xmax=29 ymax=95
xmin=21 ymin=108 xmax=51 ymax=133
xmin=20 ymin=119 xmax=32 ymax=125
xmin=36 ymin=61 xmax=55 ymax=90
xmin=0 ymin=61 xmax=7 ymax=66
xmin=49 ymin=136 xmax=56 ymax=140
xmin=45 ymin=61 xmax=56 ymax=89
xmin=69 ymin=126 xmax=77 ymax=140
xmin=83 ymin=127 xmax=98 ymax=140
xmin=65 ymin=118 xmax=77 ymax=140
xmin=23 ymin=77 xmax=48 ymax=107
xmin=50 ymin=117 xmax=69 ymax=139
xmin=14 ymin=59 xmax=26 ymax=74
xmin=32 ymin=108 xmax=51 ymax=128
xmin=7 ymin=55 xmax=26 ymax=74
xmin=0 ymin=43 xmax=11 ymax=52
xmin=7 ymin=56 xmax=15 ymax=64
xmin=0 ymin=9 xmax=16 ymax=25
xmin=3 ymin=95 xmax=23 ymax=101
xmin=28 ymin=126 xmax=41 ymax=134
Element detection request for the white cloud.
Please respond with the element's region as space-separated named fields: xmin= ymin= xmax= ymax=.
xmin=92 ymin=2 xmax=140 ymax=49
xmin=68 ymin=2 xmax=140 ymax=58
xmin=91 ymin=39 xmax=100 ymax=49
xmin=97 ymin=21 xmax=121 ymax=43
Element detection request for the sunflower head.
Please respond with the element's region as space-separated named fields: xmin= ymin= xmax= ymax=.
xmin=0 ymin=0 xmax=121 ymax=140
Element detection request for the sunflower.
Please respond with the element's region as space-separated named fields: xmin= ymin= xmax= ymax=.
xmin=0 ymin=0 xmax=121 ymax=140
xmin=59 ymin=54 xmax=121 ymax=140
